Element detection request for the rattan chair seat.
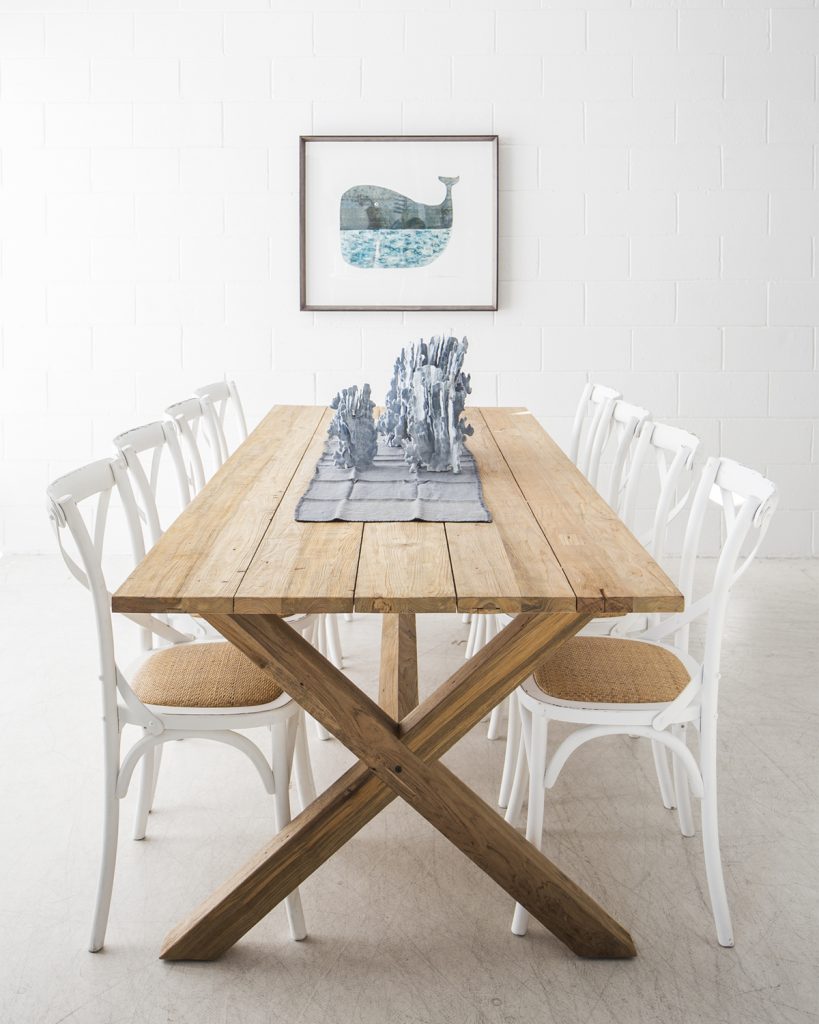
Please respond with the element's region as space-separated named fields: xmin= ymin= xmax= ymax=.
xmin=533 ymin=637 xmax=690 ymax=705
xmin=133 ymin=642 xmax=284 ymax=708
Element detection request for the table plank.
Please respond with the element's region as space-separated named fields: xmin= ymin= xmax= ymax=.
xmin=481 ymin=407 xmax=683 ymax=614
xmin=112 ymin=405 xmax=324 ymax=614
xmin=446 ymin=409 xmax=575 ymax=613
xmin=354 ymin=522 xmax=456 ymax=613
xmin=234 ymin=409 xmax=361 ymax=615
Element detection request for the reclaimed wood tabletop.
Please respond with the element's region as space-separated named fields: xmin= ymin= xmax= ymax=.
xmin=113 ymin=404 xmax=681 ymax=618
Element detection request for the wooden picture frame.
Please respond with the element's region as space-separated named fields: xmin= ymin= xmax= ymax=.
xmin=299 ymin=135 xmax=498 ymax=312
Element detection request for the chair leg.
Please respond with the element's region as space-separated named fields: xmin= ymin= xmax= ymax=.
xmin=672 ymin=724 xmax=695 ymax=837
xmin=89 ymin=763 xmax=120 ymax=952
xmin=465 ymin=614 xmax=479 ymax=660
xmin=512 ymin=714 xmax=548 ymax=936
xmin=487 ymin=698 xmax=505 ymax=741
xmin=461 ymin=612 xmax=471 ymax=624
xmin=133 ymin=739 xmax=155 ymax=841
xmin=504 ymin=704 xmax=530 ymax=826
xmin=700 ymin=742 xmax=733 ymax=947
xmin=325 ymin=614 xmax=343 ymax=669
xmin=485 ymin=618 xmax=505 ymax=739
xmin=313 ymin=614 xmax=326 ymax=657
xmin=271 ymin=720 xmax=307 ymax=941
xmin=310 ymin=619 xmax=333 ymax=741
xmin=651 ymin=739 xmax=676 ymax=810
xmin=498 ymin=690 xmax=520 ymax=808
xmin=477 ymin=614 xmax=488 ymax=651
xmin=311 ymin=717 xmax=331 ymax=742
xmin=292 ymin=710 xmax=317 ymax=811
xmin=149 ymin=742 xmax=163 ymax=808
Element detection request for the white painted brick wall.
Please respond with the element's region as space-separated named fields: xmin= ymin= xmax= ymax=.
xmin=0 ymin=1 xmax=816 ymax=557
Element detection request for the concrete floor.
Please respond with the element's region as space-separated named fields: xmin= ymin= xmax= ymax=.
xmin=0 ymin=554 xmax=816 ymax=1024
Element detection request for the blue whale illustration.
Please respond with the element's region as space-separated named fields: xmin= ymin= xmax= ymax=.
xmin=339 ymin=176 xmax=459 ymax=269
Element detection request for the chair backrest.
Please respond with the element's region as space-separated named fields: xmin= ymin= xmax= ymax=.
xmin=569 ymin=382 xmax=621 ymax=479
xmin=113 ymin=420 xmax=192 ymax=547
xmin=164 ymin=396 xmax=223 ymax=493
xmin=47 ymin=459 xmax=146 ymax=726
xmin=620 ymin=420 xmax=701 ymax=564
xmin=193 ymin=379 xmax=248 ymax=461
xmin=591 ymin=398 xmax=651 ymax=507
xmin=680 ymin=456 xmax=777 ymax=662
xmin=46 ymin=458 xmax=190 ymax=733
xmin=644 ymin=456 xmax=777 ymax=732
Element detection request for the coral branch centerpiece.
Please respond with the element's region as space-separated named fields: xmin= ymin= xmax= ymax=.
xmin=383 ymin=335 xmax=473 ymax=473
xmin=298 ymin=336 xmax=489 ymax=523
xmin=328 ymin=383 xmax=379 ymax=471
xmin=330 ymin=334 xmax=472 ymax=474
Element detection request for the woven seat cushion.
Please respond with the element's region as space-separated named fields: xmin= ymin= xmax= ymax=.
xmin=132 ymin=642 xmax=283 ymax=709
xmin=533 ymin=637 xmax=690 ymax=705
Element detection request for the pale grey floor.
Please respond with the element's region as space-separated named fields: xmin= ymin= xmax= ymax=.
xmin=0 ymin=555 xmax=816 ymax=1024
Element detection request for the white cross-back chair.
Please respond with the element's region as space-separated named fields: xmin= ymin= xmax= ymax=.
xmin=113 ymin=420 xmax=191 ymax=547
xmin=556 ymin=420 xmax=702 ymax=817
xmin=114 ymin=418 xmax=228 ymax=644
xmin=463 ymin=384 xmax=627 ymax=728
xmin=164 ymin=396 xmax=224 ymax=493
xmin=592 ymin=398 xmax=651 ymax=513
xmin=589 ymin=419 xmax=701 ymax=643
xmin=494 ymin=420 xmax=703 ymax=811
xmin=504 ymin=456 xmax=778 ymax=946
xmin=569 ymin=382 xmax=621 ymax=482
xmin=621 ymin=421 xmax=701 ymax=560
xmin=158 ymin=399 xmax=342 ymax=740
xmin=114 ymin=415 xmax=340 ymax=736
xmin=47 ymin=457 xmax=317 ymax=952
xmin=470 ymin=399 xmax=648 ymax=744
xmin=194 ymin=380 xmax=248 ymax=463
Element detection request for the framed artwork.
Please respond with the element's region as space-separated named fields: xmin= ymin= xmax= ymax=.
xmin=299 ymin=135 xmax=498 ymax=312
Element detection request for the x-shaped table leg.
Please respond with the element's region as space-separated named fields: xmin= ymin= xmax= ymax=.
xmin=160 ymin=611 xmax=636 ymax=962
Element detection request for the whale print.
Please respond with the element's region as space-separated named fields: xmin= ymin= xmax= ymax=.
xmin=339 ymin=176 xmax=459 ymax=269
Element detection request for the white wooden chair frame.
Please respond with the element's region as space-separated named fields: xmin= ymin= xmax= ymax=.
xmin=47 ymin=457 xmax=317 ymax=952
xmin=164 ymin=396 xmax=224 ymax=495
xmin=194 ymin=379 xmax=249 ymax=464
xmin=622 ymin=421 xmax=701 ymax=556
xmin=504 ymin=456 xmax=778 ymax=946
xmin=594 ymin=399 xmax=651 ymax=515
xmin=475 ymin=417 xmax=702 ymax=804
xmin=113 ymin=420 xmax=191 ymax=547
xmin=569 ymin=382 xmax=621 ymax=483
xmin=123 ymin=406 xmax=343 ymax=741
xmin=115 ymin=418 xmax=223 ymax=644
xmin=592 ymin=419 xmax=701 ymax=639
xmin=573 ymin=420 xmax=702 ymax=810
xmin=466 ymin=395 xmax=640 ymax=730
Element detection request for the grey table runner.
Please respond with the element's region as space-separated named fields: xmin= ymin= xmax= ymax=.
xmin=295 ymin=441 xmax=491 ymax=523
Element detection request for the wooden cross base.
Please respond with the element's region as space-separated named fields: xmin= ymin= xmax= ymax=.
xmin=159 ymin=611 xmax=637 ymax=962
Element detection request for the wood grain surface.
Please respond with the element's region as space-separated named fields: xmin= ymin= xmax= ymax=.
xmin=113 ymin=405 xmax=682 ymax=616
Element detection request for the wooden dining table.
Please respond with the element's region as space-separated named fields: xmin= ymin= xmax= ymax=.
xmin=112 ymin=404 xmax=683 ymax=962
